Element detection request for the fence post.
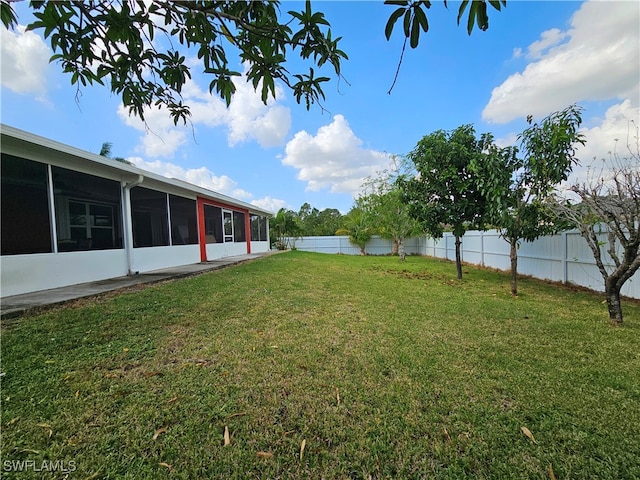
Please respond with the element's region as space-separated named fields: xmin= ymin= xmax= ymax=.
xmin=562 ymin=231 xmax=568 ymax=284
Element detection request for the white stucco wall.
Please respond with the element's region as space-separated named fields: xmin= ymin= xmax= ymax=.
xmin=250 ymin=241 xmax=270 ymax=254
xmin=130 ymin=245 xmax=200 ymax=273
xmin=1 ymin=250 xmax=128 ymax=297
xmin=205 ymin=242 xmax=248 ymax=260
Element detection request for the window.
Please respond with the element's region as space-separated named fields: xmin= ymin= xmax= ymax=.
xmin=233 ymin=211 xmax=246 ymax=243
xmin=52 ymin=166 xmax=122 ymax=252
xmin=169 ymin=195 xmax=198 ymax=245
xmin=260 ymin=216 xmax=268 ymax=241
xmin=131 ymin=187 xmax=169 ymax=247
xmin=250 ymin=215 xmax=269 ymax=242
xmin=1 ymin=154 xmax=52 ymax=255
xmin=223 ymin=210 xmax=233 ymax=243
xmin=66 ymin=201 xmax=117 ymax=250
xmin=204 ymin=205 xmax=223 ymax=243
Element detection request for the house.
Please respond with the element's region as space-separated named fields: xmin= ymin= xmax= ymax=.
xmin=0 ymin=124 xmax=272 ymax=297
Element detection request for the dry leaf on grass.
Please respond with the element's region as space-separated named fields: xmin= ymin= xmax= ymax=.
xmin=336 ymin=388 xmax=341 ymax=405
xmin=36 ymin=423 xmax=52 ymax=438
xmin=521 ymin=426 xmax=537 ymax=444
xmin=224 ymin=426 xmax=230 ymax=446
xmin=256 ymin=451 xmax=273 ymax=459
xmin=159 ymin=462 xmax=172 ymax=470
xmin=443 ymin=428 xmax=452 ymax=443
xmin=227 ymin=412 xmax=247 ymax=419
xmin=548 ymin=463 xmax=557 ymax=480
xmin=153 ymin=427 xmax=168 ymax=440
xmin=299 ymin=439 xmax=306 ymax=460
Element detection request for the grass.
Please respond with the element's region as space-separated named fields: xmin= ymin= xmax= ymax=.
xmin=1 ymin=251 xmax=639 ymax=479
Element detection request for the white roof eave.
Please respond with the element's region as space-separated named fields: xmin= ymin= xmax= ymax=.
xmin=1 ymin=123 xmax=273 ymax=217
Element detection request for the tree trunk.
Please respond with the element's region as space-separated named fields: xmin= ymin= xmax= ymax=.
xmin=398 ymin=238 xmax=406 ymax=262
xmin=455 ymin=235 xmax=462 ymax=280
xmin=510 ymin=240 xmax=518 ymax=296
xmin=391 ymin=239 xmax=399 ymax=255
xmin=605 ymin=278 xmax=624 ymax=326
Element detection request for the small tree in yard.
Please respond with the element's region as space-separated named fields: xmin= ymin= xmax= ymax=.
xmin=337 ymin=204 xmax=373 ymax=255
xmin=361 ymin=163 xmax=422 ymax=260
xmin=472 ymin=105 xmax=585 ymax=295
xmin=270 ymin=208 xmax=302 ymax=250
xmin=548 ymin=137 xmax=640 ymax=326
xmin=400 ymin=124 xmax=488 ymax=279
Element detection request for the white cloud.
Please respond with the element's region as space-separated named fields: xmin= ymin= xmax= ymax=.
xmin=483 ymin=0 xmax=639 ymax=124
xmin=250 ymin=196 xmax=287 ymax=213
xmin=579 ymin=99 xmax=640 ymax=165
xmin=563 ymin=99 xmax=640 ymax=189
xmin=118 ymin=104 xmax=188 ymax=158
xmin=525 ymin=28 xmax=568 ymax=60
xmin=118 ymin=69 xmax=291 ymax=158
xmin=281 ymin=114 xmax=392 ymax=196
xmin=1 ymin=25 xmax=50 ymax=97
xmin=227 ymin=78 xmax=291 ymax=148
xmin=127 ymin=156 xmax=252 ymax=200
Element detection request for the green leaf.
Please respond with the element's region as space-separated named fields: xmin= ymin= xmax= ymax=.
xmin=385 ymin=7 xmax=406 ymax=40
xmin=476 ymin=1 xmax=489 ymax=31
xmin=403 ymin=9 xmax=411 ymax=37
xmin=0 ymin=0 xmax=18 ymax=29
xmin=466 ymin=2 xmax=477 ymax=35
xmin=413 ymin=5 xmax=429 ymax=33
xmin=457 ymin=0 xmax=469 ymax=26
xmin=410 ymin=13 xmax=420 ymax=48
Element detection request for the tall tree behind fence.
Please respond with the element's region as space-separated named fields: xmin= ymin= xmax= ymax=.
xmin=288 ymin=230 xmax=639 ymax=300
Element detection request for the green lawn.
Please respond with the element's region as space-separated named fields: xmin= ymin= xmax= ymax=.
xmin=1 ymin=251 xmax=639 ymax=479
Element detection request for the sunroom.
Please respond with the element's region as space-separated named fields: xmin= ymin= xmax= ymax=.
xmin=1 ymin=124 xmax=271 ymax=297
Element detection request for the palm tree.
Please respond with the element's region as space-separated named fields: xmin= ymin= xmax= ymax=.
xmin=99 ymin=142 xmax=132 ymax=165
xmin=336 ymin=206 xmax=372 ymax=255
xmin=270 ymin=209 xmax=302 ymax=250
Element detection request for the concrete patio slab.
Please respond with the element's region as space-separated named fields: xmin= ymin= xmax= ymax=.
xmin=1 ymin=251 xmax=277 ymax=319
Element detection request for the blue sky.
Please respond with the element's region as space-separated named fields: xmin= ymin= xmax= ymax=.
xmin=2 ymin=1 xmax=639 ymax=214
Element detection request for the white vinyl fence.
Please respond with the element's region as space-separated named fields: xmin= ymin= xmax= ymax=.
xmin=289 ymin=231 xmax=639 ymax=299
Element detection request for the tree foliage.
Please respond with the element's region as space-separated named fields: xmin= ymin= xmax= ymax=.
xmin=471 ymin=105 xmax=585 ymax=295
xmin=1 ymin=0 xmax=508 ymax=123
xmin=99 ymin=141 xmax=132 ymax=165
xmin=547 ymin=135 xmax=640 ymax=325
xmin=360 ymin=163 xmax=422 ymax=259
xmin=336 ymin=204 xmax=373 ymax=255
xmin=2 ymin=0 xmax=347 ymax=125
xmin=399 ymin=124 xmax=487 ymax=278
xmin=297 ymin=202 xmax=343 ymax=236
xmin=270 ymin=203 xmax=343 ymax=248
xmin=384 ymin=0 xmax=507 ymax=92
xmin=270 ymin=208 xmax=303 ymax=250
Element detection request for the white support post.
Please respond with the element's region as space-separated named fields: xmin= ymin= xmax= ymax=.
xmin=46 ymin=164 xmax=58 ymax=253
xmin=562 ymin=230 xmax=568 ymax=284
